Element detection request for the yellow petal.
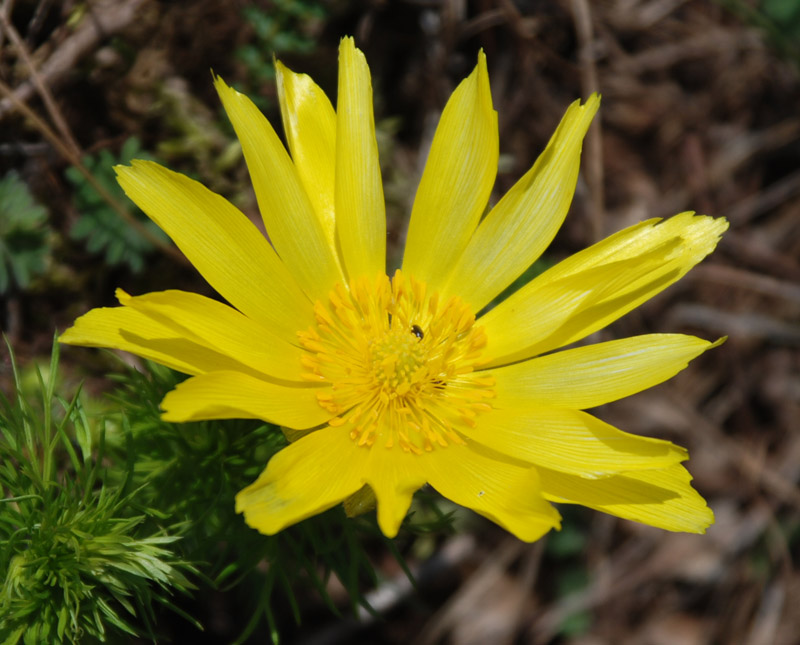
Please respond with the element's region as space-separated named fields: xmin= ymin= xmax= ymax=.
xmin=362 ymin=444 xmax=426 ymax=537
xmin=214 ymin=77 xmax=344 ymax=299
xmin=479 ymin=252 xmax=659 ymax=366
xmin=487 ymin=334 xmax=724 ymax=409
xmin=117 ymin=289 xmax=306 ymax=383
xmin=464 ymin=408 xmax=687 ymax=475
xmin=236 ymin=428 xmax=367 ymax=535
xmin=58 ymin=307 xmax=242 ymax=374
xmin=115 ymin=161 xmax=312 ymax=341
xmin=276 ymin=61 xmax=337 ymax=251
xmin=527 ymin=213 xmax=728 ymax=351
xmin=538 ymin=463 xmax=714 ymax=533
xmin=426 ymin=443 xmax=561 ymax=543
xmin=402 ymin=51 xmax=498 ymax=293
xmin=59 ymin=304 xmax=254 ymax=376
xmin=446 ymin=95 xmax=599 ymax=311
xmin=160 ymin=371 xmax=332 ymax=429
xmin=335 ymin=36 xmax=386 ymax=279
xmin=480 ymin=213 xmax=728 ymax=366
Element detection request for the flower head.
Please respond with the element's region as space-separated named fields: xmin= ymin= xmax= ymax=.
xmin=61 ymin=37 xmax=727 ymax=542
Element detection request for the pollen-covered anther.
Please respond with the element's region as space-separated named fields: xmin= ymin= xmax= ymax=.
xmin=297 ymin=270 xmax=495 ymax=452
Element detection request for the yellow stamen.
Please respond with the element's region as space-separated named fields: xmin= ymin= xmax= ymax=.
xmin=297 ymin=270 xmax=495 ymax=453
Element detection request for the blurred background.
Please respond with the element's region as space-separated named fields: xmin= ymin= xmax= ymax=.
xmin=1 ymin=0 xmax=799 ymax=643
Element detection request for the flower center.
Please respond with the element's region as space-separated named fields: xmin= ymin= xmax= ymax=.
xmin=370 ymin=326 xmax=427 ymax=397
xmin=298 ymin=270 xmax=495 ymax=453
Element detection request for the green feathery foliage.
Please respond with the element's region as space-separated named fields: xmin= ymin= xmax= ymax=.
xmin=0 ymin=171 xmax=51 ymax=294
xmin=0 ymin=340 xmax=197 ymax=644
xmin=66 ymin=137 xmax=169 ymax=273
xmin=236 ymin=0 xmax=327 ymax=109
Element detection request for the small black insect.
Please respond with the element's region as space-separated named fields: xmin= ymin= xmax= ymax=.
xmin=411 ymin=324 xmax=424 ymax=340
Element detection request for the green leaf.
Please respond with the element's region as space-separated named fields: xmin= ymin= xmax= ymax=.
xmin=66 ymin=137 xmax=169 ymax=274
xmin=0 ymin=341 xmax=197 ymax=643
xmin=0 ymin=171 xmax=51 ymax=293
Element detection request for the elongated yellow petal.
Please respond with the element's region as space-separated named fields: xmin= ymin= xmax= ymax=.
xmin=160 ymin=371 xmax=333 ymax=429
xmin=446 ymin=95 xmax=599 ymax=311
xmin=534 ymin=214 xmax=728 ymax=353
xmin=463 ymin=408 xmax=687 ymax=475
xmin=480 ymin=213 xmax=728 ymax=366
xmin=402 ymin=51 xmax=498 ymax=293
xmin=488 ymin=334 xmax=723 ymax=409
xmin=533 ymin=213 xmax=726 ymax=290
xmin=426 ymin=443 xmax=561 ymax=543
xmin=236 ymin=428 xmax=367 ymax=535
xmin=539 ymin=463 xmax=714 ymax=533
xmin=276 ymin=61 xmax=337 ymax=251
xmin=215 ymin=77 xmax=343 ymax=299
xmin=117 ymin=289 xmax=306 ymax=382
xmin=335 ymin=37 xmax=385 ymax=279
xmin=60 ymin=304 xmax=255 ymax=376
xmin=115 ymin=161 xmax=312 ymax=341
xmin=362 ymin=443 xmax=426 ymax=537
xmin=479 ymin=251 xmax=665 ymax=366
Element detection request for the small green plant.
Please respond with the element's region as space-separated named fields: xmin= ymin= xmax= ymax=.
xmin=66 ymin=137 xmax=169 ymax=273
xmin=0 ymin=171 xmax=52 ymax=294
xmin=0 ymin=340 xmax=197 ymax=644
xmin=236 ymin=0 xmax=327 ymax=108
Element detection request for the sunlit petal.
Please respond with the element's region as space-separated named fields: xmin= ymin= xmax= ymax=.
xmin=539 ymin=463 xmax=714 ymax=533
xmin=463 ymin=407 xmax=687 ymax=475
xmin=160 ymin=371 xmax=332 ymax=429
xmin=447 ymin=95 xmax=599 ymax=311
xmin=236 ymin=428 xmax=367 ymax=535
xmin=363 ymin=443 xmax=426 ymax=537
xmin=116 ymin=288 xmax=306 ymax=382
xmin=426 ymin=443 xmax=561 ymax=543
xmin=487 ymin=334 xmax=724 ymax=409
xmin=402 ymin=51 xmax=498 ymax=294
xmin=480 ymin=213 xmax=728 ymax=366
xmin=335 ymin=37 xmax=385 ymax=279
xmin=60 ymin=303 xmax=254 ymax=376
xmin=215 ymin=77 xmax=344 ymax=299
xmin=276 ymin=60 xmax=337 ymax=251
xmin=115 ymin=161 xmax=311 ymax=340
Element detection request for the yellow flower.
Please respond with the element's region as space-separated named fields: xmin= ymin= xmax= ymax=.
xmin=61 ymin=37 xmax=726 ymax=542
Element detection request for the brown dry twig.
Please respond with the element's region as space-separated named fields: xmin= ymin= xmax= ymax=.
xmin=417 ymin=536 xmax=532 ymax=644
xmin=0 ymin=0 xmax=147 ymax=118
xmin=0 ymin=3 xmax=82 ymax=159
xmin=0 ymin=75 xmax=188 ymax=266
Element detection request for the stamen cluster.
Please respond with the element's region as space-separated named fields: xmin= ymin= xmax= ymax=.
xmin=298 ymin=271 xmax=495 ymax=452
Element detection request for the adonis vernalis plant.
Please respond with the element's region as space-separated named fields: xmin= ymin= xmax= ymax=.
xmin=61 ymin=37 xmax=726 ymax=542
